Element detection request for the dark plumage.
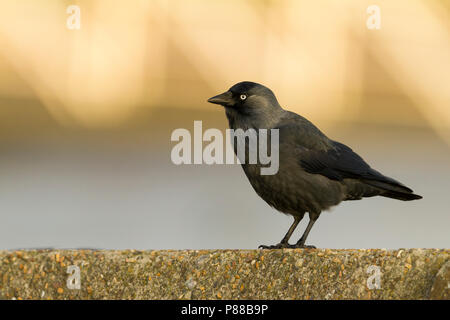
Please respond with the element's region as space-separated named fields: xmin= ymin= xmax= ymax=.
xmin=207 ymin=81 xmax=422 ymax=248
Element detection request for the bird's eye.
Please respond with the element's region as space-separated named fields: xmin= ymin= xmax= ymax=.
xmin=240 ymin=94 xmax=247 ymax=100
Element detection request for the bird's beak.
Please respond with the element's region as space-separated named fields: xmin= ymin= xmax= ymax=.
xmin=207 ymin=91 xmax=233 ymax=107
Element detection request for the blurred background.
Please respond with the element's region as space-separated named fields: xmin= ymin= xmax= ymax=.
xmin=0 ymin=0 xmax=449 ymax=250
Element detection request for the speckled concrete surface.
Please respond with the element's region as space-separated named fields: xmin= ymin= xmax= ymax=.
xmin=0 ymin=249 xmax=448 ymax=299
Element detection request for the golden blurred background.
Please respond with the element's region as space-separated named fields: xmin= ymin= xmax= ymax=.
xmin=0 ymin=0 xmax=449 ymax=249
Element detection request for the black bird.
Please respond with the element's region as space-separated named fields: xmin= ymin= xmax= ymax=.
xmin=207 ymin=81 xmax=422 ymax=249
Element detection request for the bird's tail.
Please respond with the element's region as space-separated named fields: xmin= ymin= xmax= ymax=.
xmin=380 ymin=190 xmax=422 ymax=201
xmin=362 ymin=179 xmax=422 ymax=201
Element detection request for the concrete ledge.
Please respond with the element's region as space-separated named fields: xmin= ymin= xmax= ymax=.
xmin=0 ymin=249 xmax=448 ymax=299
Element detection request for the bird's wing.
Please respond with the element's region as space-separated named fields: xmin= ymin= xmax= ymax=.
xmin=276 ymin=116 xmax=414 ymax=194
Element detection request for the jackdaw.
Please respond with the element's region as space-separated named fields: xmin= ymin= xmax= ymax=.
xmin=207 ymin=81 xmax=422 ymax=249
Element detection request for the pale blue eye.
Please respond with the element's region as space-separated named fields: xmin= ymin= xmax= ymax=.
xmin=240 ymin=94 xmax=247 ymax=100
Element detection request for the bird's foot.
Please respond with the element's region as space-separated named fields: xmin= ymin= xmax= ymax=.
xmin=258 ymin=242 xmax=291 ymax=249
xmin=298 ymin=244 xmax=316 ymax=249
xmin=258 ymin=243 xmax=316 ymax=249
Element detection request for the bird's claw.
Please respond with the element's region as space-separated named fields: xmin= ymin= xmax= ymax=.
xmin=258 ymin=243 xmax=289 ymax=249
xmin=258 ymin=243 xmax=316 ymax=249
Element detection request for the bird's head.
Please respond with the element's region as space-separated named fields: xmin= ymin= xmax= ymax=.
xmin=207 ymin=81 xmax=280 ymax=114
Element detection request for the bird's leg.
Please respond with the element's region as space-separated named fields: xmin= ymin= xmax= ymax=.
xmin=279 ymin=216 xmax=301 ymax=245
xmin=259 ymin=215 xmax=303 ymax=249
xmin=294 ymin=213 xmax=319 ymax=248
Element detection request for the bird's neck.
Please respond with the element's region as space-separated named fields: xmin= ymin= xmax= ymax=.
xmin=225 ymin=107 xmax=284 ymax=131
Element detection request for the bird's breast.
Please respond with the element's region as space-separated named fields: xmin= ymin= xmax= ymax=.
xmin=241 ymin=159 xmax=345 ymax=215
